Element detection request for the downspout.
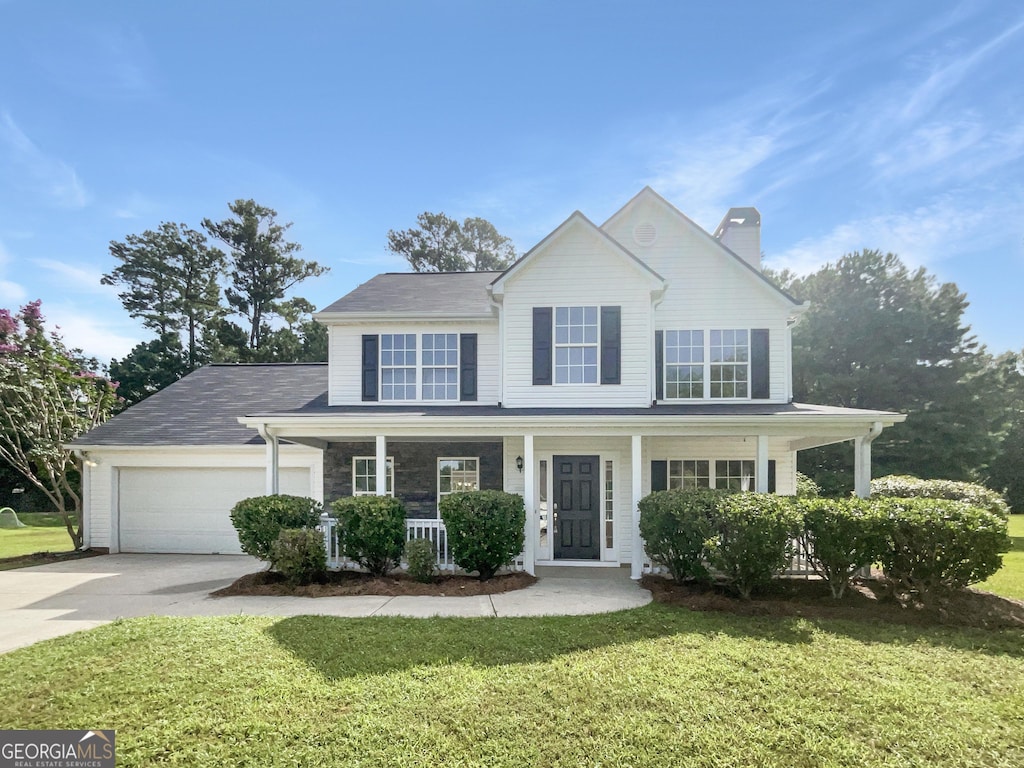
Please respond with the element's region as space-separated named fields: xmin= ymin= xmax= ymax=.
xmin=73 ymin=450 xmax=92 ymax=549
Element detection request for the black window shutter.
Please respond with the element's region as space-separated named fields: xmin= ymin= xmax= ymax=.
xmin=600 ymin=306 xmax=621 ymax=385
xmin=651 ymin=460 xmax=668 ymax=492
xmin=533 ymin=307 xmax=552 ymax=385
xmin=768 ymin=460 xmax=777 ymax=494
xmin=361 ymin=335 xmax=379 ymax=402
xmin=751 ymin=329 xmax=770 ymax=399
xmin=459 ymin=333 xmax=477 ymax=401
xmin=654 ymin=330 xmax=664 ymax=401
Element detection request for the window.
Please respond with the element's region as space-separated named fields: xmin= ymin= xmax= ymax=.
xmin=353 ymin=457 xmax=394 ymax=495
xmin=665 ymin=330 xmax=704 ymax=399
xmin=662 ymin=329 xmax=750 ymax=399
xmin=438 ymin=458 xmax=479 ymax=501
xmin=554 ymin=306 xmax=598 ymax=384
xmin=710 ymin=330 xmax=749 ymax=398
xmin=716 ymin=460 xmax=755 ymax=492
xmin=421 ymin=333 xmax=458 ymax=401
xmin=604 ymin=460 xmax=614 ymax=549
xmin=381 ymin=334 xmax=417 ymax=400
xmin=669 ymin=460 xmax=711 ymax=489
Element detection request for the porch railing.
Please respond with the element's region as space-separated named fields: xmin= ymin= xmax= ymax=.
xmin=642 ymin=536 xmax=818 ymax=579
xmin=318 ymin=514 xmax=523 ymax=573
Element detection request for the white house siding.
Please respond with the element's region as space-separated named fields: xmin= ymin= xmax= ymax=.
xmin=327 ymin=320 xmax=499 ymax=406
xmin=500 ymin=221 xmax=655 ymax=408
xmin=602 ymin=194 xmax=796 ymax=402
xmin=82 ymin=446 xmax=322 ymax=552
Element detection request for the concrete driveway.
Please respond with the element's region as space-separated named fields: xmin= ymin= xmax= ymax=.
xmin=0 ymin=554 xmax=651 ymax=654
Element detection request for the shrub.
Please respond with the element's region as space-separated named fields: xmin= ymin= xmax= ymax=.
xmin=871 ymin=475 xmax=1009 ymax=517
xmin=440 ymin=490 xmax=525 ymax=581
xmin=874 ymin=497 xmax=1011 ymax=599
xmin=404 ymin=537 xmax=437 ymax=583
xmin=638 ymin=489 xmax=727 ymax=584
xmin=270 ymin=528 xmax=327 ymax=585
xmin=230 ymin=495 xmax=323 ymax=564
xmin=331 ymin=496 xmax=407 ymax=576
xmin=795 ymin=472 xmax=821 ymax=498
xmin=707 ymin=493 xmax=802 ymax=599
xmin=800 ymin=497 xmax=887 ymax=598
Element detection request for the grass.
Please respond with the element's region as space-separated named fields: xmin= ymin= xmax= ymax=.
xmin=0 ymin=606 xmax=1022 ymax=767
xmin=0 ymin=511 xmax=77 ymax=560
xmin=978 ymin=514 xmax=1024 ymax=600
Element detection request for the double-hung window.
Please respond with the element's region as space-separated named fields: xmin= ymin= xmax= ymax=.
xmin=668 ymin=460 xmax=711 ymax=489
xmin=709 ymin=330 xmax=749 ymax=398
xmin=663 ymin=328 xmax=750 ymax=399
xmin=438 ymin=458 xmax=479 ymax=501
xmin=665 ymin=330 xmax=704 ymax=399
xmin=715 ymin=460 xmax=755 ymax=492
xmin=379 ymin=333 xmax=460 ymax=401
xmin=554 ymin=306 xmax=598 ymax=384
xmin=421 ymin=333 xmax=458 ymax=401
xmin=380 ymin=334 xmax=417 ymax=400
xmin=353 ymin=457 xmax=394 ymax=495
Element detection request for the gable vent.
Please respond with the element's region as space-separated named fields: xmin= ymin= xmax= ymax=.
xmin=632 ymin=222 xmax=658 ymax=246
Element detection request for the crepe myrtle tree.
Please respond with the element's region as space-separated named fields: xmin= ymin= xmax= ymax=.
xmin=0 ymin=301 xmax=119 ymax=549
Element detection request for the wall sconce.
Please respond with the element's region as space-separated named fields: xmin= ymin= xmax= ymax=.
xmin=516 ymin=456 xmax=524 ymax=473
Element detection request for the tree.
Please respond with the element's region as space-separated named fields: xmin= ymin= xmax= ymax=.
xmin=986 ymin=350 xmax=1024 ymax=512
xmin=0 ymin=301 xmax=119 ymax=549
xmin=203 ymin=199 xmax=328 ymax=352
xmin=771 ymin=250 xmax=994 ymax=494
xmin=108 ymin=334 xmax=191 ymax=407
xmin=104 ymin=222 xmax=225 ymax=369
xmin=387 ymin=212 xmax=516 ymax=272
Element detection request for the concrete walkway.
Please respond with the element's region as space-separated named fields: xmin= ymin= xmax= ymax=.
xmin=0 ymin=554 xmax=651 ymax=654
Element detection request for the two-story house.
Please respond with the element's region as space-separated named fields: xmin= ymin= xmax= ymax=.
xmin=72 ymin=188 xmax=905 ymax=576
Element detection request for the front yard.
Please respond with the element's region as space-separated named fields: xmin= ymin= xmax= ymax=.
xmin=1 ymin=605 xmax=1021 ymax=767
xmin=0 ymin=512 xmax=76 ymax=562
xmin=978 ymin=514 xmax=1024 ymax=599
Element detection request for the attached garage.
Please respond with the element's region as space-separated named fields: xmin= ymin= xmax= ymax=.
xmin=116 ymin=466 xmax=313 ymax=554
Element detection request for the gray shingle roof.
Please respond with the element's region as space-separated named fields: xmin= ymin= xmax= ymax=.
xmin=318 ymin=271 xmax=501 ymax=315
xmin=70 ymin=364 xmax=328 ymax=447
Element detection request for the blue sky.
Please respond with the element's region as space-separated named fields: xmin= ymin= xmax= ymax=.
xmin=2 ymin=1 xmax=1022 ymax=361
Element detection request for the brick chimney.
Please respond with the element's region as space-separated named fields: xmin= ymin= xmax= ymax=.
xmin=713 ymin=207 xmax=761 ymax=270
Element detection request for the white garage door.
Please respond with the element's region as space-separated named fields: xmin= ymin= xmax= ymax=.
xmin=118 ymin=467 xmax=312 ymax=554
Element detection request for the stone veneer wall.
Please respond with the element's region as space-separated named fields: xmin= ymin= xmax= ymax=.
xmin=323 ymin=441 xmax=504 ymax=518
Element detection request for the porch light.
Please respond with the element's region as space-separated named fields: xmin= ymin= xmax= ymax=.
xmin=516 ymin=456 xmax=524 ymax=473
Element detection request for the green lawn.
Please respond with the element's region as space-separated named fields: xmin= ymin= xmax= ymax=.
xmin=978 ymin=514 xmax=1024 ymax=600
xmin=0 ymin=511 xmax=76 ymax=560
xmin=1 ymin=606 xmax=1021 ymax=767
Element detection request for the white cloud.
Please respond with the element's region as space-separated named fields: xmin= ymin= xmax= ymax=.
xmin=42 ymin=303 xmax=142 ymax=362
xmin=0 ymin=238 xmax=26 ymax=305
xmin=33 ymin=258 xmax=116 ymax=295
xmin=0 ymin=111 xmax=89 ymax=208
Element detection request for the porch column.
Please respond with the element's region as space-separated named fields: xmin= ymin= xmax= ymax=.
xmin=375 ymin=435 xmax=388 ymax=496
xmin=854 ymin=421 xmax=884 ymax=498
xmin=260 ymin=426 xmax=280 ymax=495
xmin=755 ymin=435 xmax=769 ymax=493
xmin=522 ymin=434 xmax=536 ymax=575
xmin=630 ymin=434 xmax=643 ymax=580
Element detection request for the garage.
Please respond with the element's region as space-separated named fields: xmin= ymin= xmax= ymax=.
xmin=117 ymin=466 xmax=313 ymax=554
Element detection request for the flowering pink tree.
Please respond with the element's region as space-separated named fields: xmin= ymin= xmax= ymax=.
xmin=0 ymin=301 xmax=119 ymax=549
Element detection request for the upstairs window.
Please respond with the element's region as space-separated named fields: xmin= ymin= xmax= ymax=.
xmin=421 ymin=333 xmax=458 ymax=401
xmin=381 ymin=334 xmax=417 ymax=400
xmin=665 ymin=330 xmax=704 ymax=399
xmin=554 ymin=306 xmax=598 ymax=384
xmin=661 ymin=328 xmax=752 ymax=399
xmin=710 ymin=330 xmax=749 ymax=398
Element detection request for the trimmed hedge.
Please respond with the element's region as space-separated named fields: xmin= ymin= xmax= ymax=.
xmin=404 ymin=537 xmax=437 ymax=583
xmin=800 ymin=497 xmax=887 ymax=598
xmin=440 ymin=490 xmax=524 ymax=581
xmin=871 ymin=475 xmax=1009 ymax=517
xmin=708 ymin=493 xmax=802 ymax=599
xmin=638 ymin=489 xmax=727 ymax=584
xmin=875 ymin=497 xmax=1010 ymax=598
xmin=230 ymin=495 xmax=323 ymax=564
xmin=270 ymin=528 xmax=327 ymax=585
xmin=331 ymin=496 xmax=407 ymax=576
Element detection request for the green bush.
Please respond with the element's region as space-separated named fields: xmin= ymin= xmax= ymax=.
xmin=230 ymin=495 xmax=323 ymax=563
xmin=439 ymin=490 xmax=525 ymax=581
xmin=707 ymin=494 xmax=802 ymax=599
xmin=331 ymin=496 xmax=407 ymax=576
xmin=874 ymin=497 xmax=1011 ymax=599
xmin=404 ymin=537 xmax=437 ymax=583
xmin=871 ymin=475 xmax=1009 ymax=517
xmin=795 ymin=472 xmax=821 ymax=498
xmin=270 ymin=528 xmax=327 ymax=585
xmin=800 ymin=497 xmax=887 ymax=598
xmin=639 ymin=489 xmax=727 ymax=584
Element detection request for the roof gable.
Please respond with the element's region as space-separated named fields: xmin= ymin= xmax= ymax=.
xmin=490 ymin=211 xmax=665 ymax=296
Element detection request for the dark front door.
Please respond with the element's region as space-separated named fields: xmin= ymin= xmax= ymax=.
xmin=553 ymin=455 xmax=600 ymax=560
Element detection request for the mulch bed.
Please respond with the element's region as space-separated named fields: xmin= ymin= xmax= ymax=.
xmin=0 ymin=548 xmax=103 ymax=571
xmin=642 ymin=574 xmax=1024 ymax=630
xmin=212 ymin=569 xmax=537 ymax=598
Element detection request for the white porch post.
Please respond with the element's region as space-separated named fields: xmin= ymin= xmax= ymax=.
xmin=854 ymin=421 xmax=884 ymax=498
xmin=375 ymin=435 xmax=388 ymax=495
xmin=260 ymin=426 xmax=280 ymax=495
xmin=523 ymin=434 xmax=536 ymax=576
xmin=755 ymin=435 xmax=769 ymax=493
xmin=630 ymin=434 xmax=643 ymax=580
